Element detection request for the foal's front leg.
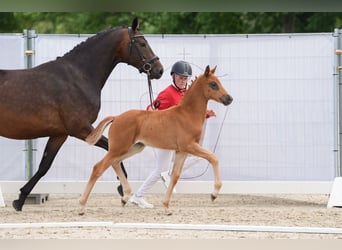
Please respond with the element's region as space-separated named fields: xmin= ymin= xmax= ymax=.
xmin=185 ymin=143 xmax=222 ymax=201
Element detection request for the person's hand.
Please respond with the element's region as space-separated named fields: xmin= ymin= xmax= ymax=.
xmin=147 ymin=100 xmax=160 ymax=111
xmin=206 ymin=109 xmax=216 ymax=118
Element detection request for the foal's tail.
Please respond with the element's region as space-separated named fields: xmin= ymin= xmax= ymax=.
xmin=86 ymin=116 xmax=115 ymax=145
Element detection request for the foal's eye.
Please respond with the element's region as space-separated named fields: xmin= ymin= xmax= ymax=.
xmin=209 ymin=82 xmax=219 ymax=90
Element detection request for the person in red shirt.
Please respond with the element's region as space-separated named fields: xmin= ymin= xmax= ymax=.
xmin=130 ymin=61 xmax=216 ymax=209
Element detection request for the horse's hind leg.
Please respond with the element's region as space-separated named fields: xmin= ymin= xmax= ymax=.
xmin=79 ymin=153 xmax=114 ymax=215
xmin=12 ymin=135 xmax=67 ymax=211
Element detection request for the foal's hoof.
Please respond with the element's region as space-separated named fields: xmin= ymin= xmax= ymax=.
xmin=78 ymin=207 xmax=86 ymax=216
xmin=210 ymin=193 xmax=217 ymax=202
xmin=165 ymin=209 xmax=173 ymax=216
xmin=121 ymin=199 xmax=126 ymax=206
xmin=12 ymin=200 xmax=23 ymax=212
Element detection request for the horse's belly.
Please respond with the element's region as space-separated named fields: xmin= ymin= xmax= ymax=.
xmin=0 ymin=125 xmax=62 ymax=140
xmin=0 ymin=113 xmax=65 ymax=140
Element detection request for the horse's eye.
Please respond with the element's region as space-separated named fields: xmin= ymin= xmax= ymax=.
xmin=209 ymin=82 xmax=219 ymax=90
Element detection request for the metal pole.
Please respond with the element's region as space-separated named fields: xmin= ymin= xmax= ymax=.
xmin=23 ymin=29 xmax=36 ymax=180
xmin=339 ymin=28 xmax=342 ymax=177
xmin=334 ymin=28 xmax=342 ymax=177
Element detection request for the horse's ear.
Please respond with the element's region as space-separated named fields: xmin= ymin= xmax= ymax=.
xmin=204 ymin=65 xmax=210 ymax=77
xmin=211 ymin=66 xmax=217 ymax=74
xmin=132 ymin=17 xmax=140 ymax=32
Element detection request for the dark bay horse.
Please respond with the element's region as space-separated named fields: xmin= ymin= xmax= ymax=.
xmin=0 ymin=17 xmax=163 ymax=211
xmin=79 ymin=65 xmax=233 ymax=215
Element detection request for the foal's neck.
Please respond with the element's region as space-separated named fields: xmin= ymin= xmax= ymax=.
xmin=180 ymin=80 xmax=208 ymax=119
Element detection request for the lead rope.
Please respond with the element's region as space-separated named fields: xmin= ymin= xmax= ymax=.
xmin=147 ymin=72 xmax=155 ymax=110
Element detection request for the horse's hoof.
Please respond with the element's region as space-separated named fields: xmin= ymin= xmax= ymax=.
xmin=117 ymin=184 xmax=124 ymax=197
xmin=210 ymin=194 xmax=217 ymax=202
xmin=12 ymin=200 xmax=23 ymax=211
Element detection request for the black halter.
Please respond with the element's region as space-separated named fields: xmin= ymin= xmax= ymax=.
xmin=128 ymin=27 xmax=158 ymax=109
xmin=128 ymin=27 xmax=159 ymax=75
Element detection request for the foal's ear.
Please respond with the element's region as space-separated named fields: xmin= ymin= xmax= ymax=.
xmin=211 ymin=66 xmax=217 ymax=74
xmin=132 ymin=17 xmax=140 ymax=31
xmin=205 ymin=65 xmax=210 ymax=77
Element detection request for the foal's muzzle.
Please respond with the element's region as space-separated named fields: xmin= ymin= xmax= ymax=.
xmin=220 ymin=94 xmax=233 ymax=106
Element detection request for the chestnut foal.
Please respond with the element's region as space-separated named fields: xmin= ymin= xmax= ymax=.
xmin=79 ymin=65 xmax=233 ymax=215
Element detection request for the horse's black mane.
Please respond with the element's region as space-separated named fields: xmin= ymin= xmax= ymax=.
xmin=60 ymin=25 xmax=128 ymax=58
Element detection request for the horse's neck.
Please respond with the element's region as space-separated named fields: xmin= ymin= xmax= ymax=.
xmin=180 ymin=81 xmax=208 ymax=119
xmin=62 ymin=28 xmax=123 ymax=89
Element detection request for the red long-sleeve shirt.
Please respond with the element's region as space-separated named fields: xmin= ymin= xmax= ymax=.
xmin=147 ymin=84 xmax=185 ymax=111
xmin=147 ymin=84 xmax=211 ymax=119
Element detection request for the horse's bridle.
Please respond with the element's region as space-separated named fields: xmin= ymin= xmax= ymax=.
xmin=128 ymin=27 xmax=159 ymax=75
xmin=128 ymin=27 xmax=159 ymax=109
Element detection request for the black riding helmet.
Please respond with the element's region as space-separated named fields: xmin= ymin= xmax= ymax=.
xmin=170 ymin=60 xmax=192 ymax=77
xmin=170 ymin=61 xmax=192 ymax=91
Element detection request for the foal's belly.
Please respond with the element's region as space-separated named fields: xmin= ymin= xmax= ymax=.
xmin=137 ymin=136 xmax=179 ymax=151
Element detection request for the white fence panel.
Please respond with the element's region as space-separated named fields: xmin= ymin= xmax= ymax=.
xmin=0 ymin=34 xmax=26 ymax=181
xmin=0 ymin=32 xmax=337 ymax=184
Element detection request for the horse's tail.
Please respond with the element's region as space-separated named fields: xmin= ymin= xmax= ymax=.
xmin=86 ymin=116 xmax=115 ymax=145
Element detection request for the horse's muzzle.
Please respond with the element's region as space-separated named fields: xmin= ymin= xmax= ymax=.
xmin=150 ymin=66 xmax=164 ymax=79
xmin=220 ymin=94 xmax=233 ymax=106
xmin=147 ymin=58 xmax=164 ymax=79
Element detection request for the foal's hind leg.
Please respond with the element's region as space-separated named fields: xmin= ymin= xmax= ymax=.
xmin=162 ymin=152 xmax=187 ymax=215
xmin=111 ymin=143 xmax=146 ymax=206
xmin=79 ymin=153 xmax=114 ymax=215
xmin=95 ymin=135 xmax=127 ymax=197
xmin=112 ymin=162 xmax=131 ymax=206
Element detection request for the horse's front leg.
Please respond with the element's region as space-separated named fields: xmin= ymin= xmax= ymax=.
xmin=79 ymin=153 xmax=113 ymax=215
xmin=162 ymin=151 xmax=187 ymax=215
xmin=185 ymin=143 xmax=222 ymax=202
